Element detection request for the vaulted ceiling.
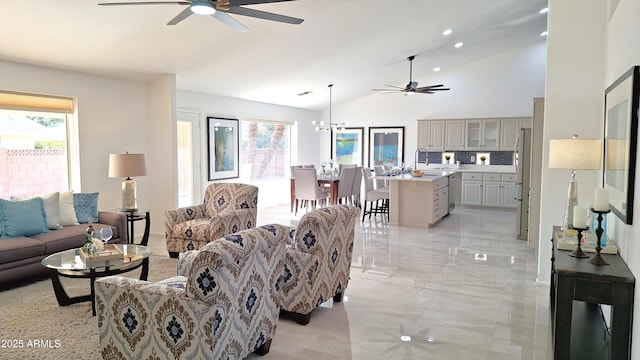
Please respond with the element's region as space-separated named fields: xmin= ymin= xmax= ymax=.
xmin=0 ymin=0 xmax=548 ymax=110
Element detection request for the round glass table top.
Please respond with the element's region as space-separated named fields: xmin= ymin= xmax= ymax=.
xmin=41 ymin=244 xmax=151 ymax=271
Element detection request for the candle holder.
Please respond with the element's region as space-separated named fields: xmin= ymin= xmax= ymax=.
xmin=568 ymin=226 xmax=589 ymax=258
xmin=589 ymin=208 xmax=611 ymax=265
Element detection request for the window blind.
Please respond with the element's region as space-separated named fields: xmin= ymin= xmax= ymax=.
xmin=0 ymin=90 xmax=74 ymax=114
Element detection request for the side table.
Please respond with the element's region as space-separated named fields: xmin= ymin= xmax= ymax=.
xmin=119 ymin=209 xmax=150 ymax=246
xmin=550 ymin=226 xmax=635 ymax=359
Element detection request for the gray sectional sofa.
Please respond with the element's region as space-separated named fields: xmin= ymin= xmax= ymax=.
xmin=0 ymin=211 xmax=127 ymax=286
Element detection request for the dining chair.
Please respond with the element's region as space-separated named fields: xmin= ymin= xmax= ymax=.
xmin=361 ymin=167 xmax=389 ymax=221
xmin=338 ymin=163 xmax=356 ymax=174
xmin=351 ymin=166 xmax=363 ymax=208
xmin=293 ymin=168 xmax=331 ymax=215
xmin=336 ymin=166 xmax=357 ymax=205
xmin=373 ymin=166 xmax=388 ymax=190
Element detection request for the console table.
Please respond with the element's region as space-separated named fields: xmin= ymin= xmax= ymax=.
xmin=551 ymin=226 xmax=635 ymax=359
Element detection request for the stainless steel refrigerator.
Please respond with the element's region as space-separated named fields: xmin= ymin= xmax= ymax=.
xmin=515 ymin=128 xmax=532 ymax=240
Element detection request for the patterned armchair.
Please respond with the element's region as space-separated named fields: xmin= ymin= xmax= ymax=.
xmin=95 ymin=224 xmax=288 ymax=360
xmin=165 ymin=183 xmax=258 ymax=258
xmin=281 ymin=204 xmax=358 ymax=325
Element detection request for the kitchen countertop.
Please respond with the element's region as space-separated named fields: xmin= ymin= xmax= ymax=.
xmin=374 ymin=171 xmax=456 ymax=181
xmin=417 ymin=164 xmax=516 ymax=174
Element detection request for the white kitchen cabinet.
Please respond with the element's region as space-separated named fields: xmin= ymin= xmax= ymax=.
xmin=500 ymin=174 xmax=518 ymax=208
xmin=461 ymin=173 xmax=483 ymax=205
xmin=445 ymin=120 xmax=466 ymax=150
xmin=500 ymin=118 xmax=522 ymax=150
xmin=481 ymin=173 xmax=517 ymax=208
xmin=465 ymin=119 xmax=500 ymax=150
xmin=418 ymin=120 xmax=445 ymax=151
xmin=462 ymin=172 xmax=517 ymax=208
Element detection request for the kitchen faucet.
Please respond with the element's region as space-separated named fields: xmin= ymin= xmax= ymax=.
xmin=414 ymin=147 xmax=428 ymax=170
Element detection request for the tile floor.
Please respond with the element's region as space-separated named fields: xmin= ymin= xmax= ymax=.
xmin=147 ymin=205 xmax=553 ymax=360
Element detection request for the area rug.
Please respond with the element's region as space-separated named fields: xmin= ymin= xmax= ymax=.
xmin=0 ymin=255 xmax=178 ymax=360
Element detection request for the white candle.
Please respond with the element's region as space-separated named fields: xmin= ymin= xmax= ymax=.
xmin=573 ymin=206 xmax=588 ymax=228
xmin=594 ymin=188 xmax=610 ymax=211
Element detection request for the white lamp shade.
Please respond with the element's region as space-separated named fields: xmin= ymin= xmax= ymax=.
xmin=549 ymin=139 xmax=602 ymax=170
xmin=109 ymin=153 xmax=147 ymax=178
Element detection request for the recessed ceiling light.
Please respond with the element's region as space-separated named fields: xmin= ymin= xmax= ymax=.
xmin=539 ymin=7 xmax=549 ymax=14
xmin=433 ymin=67 xmax=441 ymax=72
xmin=540 ymin=31 xmax=548 ymax=36
xmin=454 ymin=42 xmax=464 ymax=48
xmin=442 ymin=28 xmax=453 ymax=36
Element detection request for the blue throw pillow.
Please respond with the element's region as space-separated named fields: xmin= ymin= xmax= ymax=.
xmin=0 ymin=198 xmax=49 ymax=238
xmin=73 ymin=192 xmax=99 ymax=224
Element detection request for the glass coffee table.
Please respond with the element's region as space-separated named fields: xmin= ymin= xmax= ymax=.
xmin=41 ymin=244 xmax=151 ymax=316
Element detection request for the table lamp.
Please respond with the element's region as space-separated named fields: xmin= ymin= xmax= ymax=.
xmin=548 ymin=136 xmax=601 ymax=232
xmin=108 ymin=152 xmax=147 ymax=211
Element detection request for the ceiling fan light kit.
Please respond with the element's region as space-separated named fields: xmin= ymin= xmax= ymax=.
xmin=191 ymin=1 xmax=216 ymax=15
xmin=372 ymin=55 xmax=450 ymax=95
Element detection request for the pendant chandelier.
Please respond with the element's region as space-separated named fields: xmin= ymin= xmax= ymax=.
xmin=313 ymin=84 xmax=346 ymax=131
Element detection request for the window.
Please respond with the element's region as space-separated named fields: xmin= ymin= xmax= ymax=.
xmin=241 ymin=119 xmax=294 ymax=208
xmin=0 ymin=91 xmax=76 ymax=199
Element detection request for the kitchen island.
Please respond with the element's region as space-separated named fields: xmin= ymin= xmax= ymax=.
xmin=380 ymin=171 xmax=456 ymax=228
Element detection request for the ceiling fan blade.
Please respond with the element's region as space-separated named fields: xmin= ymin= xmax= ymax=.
xmin=372 ymin=88 xmax=402 ymax=92
xmin=212 ymin=11 xmax=249 ymax=32
xmin=233 ymin=0 xmax=298 ymax=5
xmin=416 ymin=84 xmax=450 ymax=91
xmin=167 ymin=7 xmax=193 ymax=25
xmin=418 ymin=84 xmax=446 ymax=89
xmin=226 ymin=6 xmax=304 ymax=24
xmin=382 ymin=84 xmax=405 ymax=90
xmin=99 ymin=1 xmax=189 ymax=5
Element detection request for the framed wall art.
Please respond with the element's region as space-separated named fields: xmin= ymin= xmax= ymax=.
xmin=603 ymin=65 xmax=639 ymax=224
xmin=368 ymin=126 xmax=405 ymax=167
xmin=207 ymin=117 xmax=239 ymax=181
xmin=332 ymin=127 xmax=364 ymax=165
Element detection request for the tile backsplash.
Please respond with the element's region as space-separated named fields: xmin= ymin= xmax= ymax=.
xmin=427 ymin=151 xmax=514 ymax=165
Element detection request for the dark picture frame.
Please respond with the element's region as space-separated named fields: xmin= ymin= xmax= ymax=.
xmin=603 ymin=66 xmax=640 ymax=224
xmin=207 ymin=117 xmax=239 ymax=181
xmin=332 ymin=127 xmax=365 ymax=165
xmin=368 ymin=126 xmax=405 ymax=167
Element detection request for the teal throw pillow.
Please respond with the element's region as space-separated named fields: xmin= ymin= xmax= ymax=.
xmin=0 ymin=198 xmax=49 ymax=238
xmin=73 ymin=192 xmax=99 ymax=224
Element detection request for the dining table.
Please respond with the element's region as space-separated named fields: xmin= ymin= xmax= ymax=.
xmin=290 ymin=173 xmax=340 ymax=212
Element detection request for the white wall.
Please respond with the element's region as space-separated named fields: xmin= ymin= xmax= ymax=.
xmin=0 ymin=59 xmax=155 ymax=219
xmin=604 ymin=0 xmax=640 ymax=354
xmin=147 ymin=75 xmax=176 ymax=234
xmin=321 ymin=41 xmax=547 ymax=164
xmin=175 ymin=89 xmax=320 ymax=197
xmin=537 ymin=0 xmax=607 ymax=284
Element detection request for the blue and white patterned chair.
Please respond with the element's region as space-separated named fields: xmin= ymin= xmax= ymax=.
xmin=165 ymin=183 xmax=258 ymax=258
xmin=96 ymin=224 xmax=288 ymax=359
xmin=280 ymin=204 xmax=358 ymax=325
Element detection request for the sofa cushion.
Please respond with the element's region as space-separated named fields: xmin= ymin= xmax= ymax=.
xmin=73 ymin=192 xmax=99 ymax=224
xmin=0 ymin=236 xmax=45 ymax=265
xmin=0 ymin=198 xmax=49 ymax=238
xmin=59 ymin=191 xmax=78 ymax=226
xmin=41 ymin=192 xmax=63 ymax=230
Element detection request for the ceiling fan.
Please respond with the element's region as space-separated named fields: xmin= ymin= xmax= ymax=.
xmin=98 ymin=0 xmax=303 ymax=32
xmin=373 ymin=55 xmax=450 ymax=95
